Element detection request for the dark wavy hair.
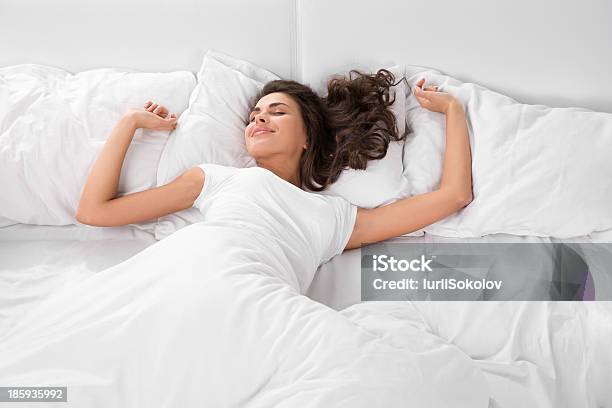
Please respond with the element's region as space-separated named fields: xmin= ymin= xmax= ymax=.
xmin=247 ymin=68 xmax=409 ymax=191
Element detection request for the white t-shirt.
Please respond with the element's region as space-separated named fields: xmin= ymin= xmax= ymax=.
xmin=192 ymin=163 xmax=358 ymax=292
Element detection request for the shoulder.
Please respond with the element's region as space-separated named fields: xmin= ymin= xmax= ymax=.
xmin=182 ymin=165 xmax=206 ymax=184
xmin=182 ymin=164 xmax=245 ymax=209
xmin=187 ymin=163 xmax=243 ymax=182
xmin=177 ymin=166 xmax=206 ymax=205
xmin=184 ymin=163 xmax=246 ymax=195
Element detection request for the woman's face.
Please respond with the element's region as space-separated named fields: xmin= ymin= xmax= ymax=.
xmin=244 ymin=92 xmax=308 ymax=162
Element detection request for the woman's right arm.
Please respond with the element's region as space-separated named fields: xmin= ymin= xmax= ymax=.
xmin=76 ymin=166 xmax=205 ymax=227
xmin=76 ymin=103 xmax=205 ymax=227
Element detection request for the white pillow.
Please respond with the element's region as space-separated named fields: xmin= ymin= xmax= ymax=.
xmin=401 ymin=67 xmax=612 ymax=238
xmin=317 ymin=65 xmax=424 ymax=236
xmin=154 ymin=50 xmax=279 ymax=240
xmin=0 ymin=65 xmax=195 ymax=228
xmin=154 ymin=58 xmax=425 ymax=239
xmin=319 ymin=140 xmax=404 ymax=208
xmin=318 ymin=65 xmax=405 ymax=207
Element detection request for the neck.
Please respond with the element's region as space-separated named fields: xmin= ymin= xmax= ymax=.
xmin=256 ymin=157 xmax=301 ymax=188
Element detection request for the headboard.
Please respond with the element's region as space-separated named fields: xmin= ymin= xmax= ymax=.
xmin=1 ymin=0 xmax=610 ymax=112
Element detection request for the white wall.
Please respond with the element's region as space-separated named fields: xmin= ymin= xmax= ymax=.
xmin=299 ymin=0 xmax=612 ymax=112
xmin=1 ymin=0 xmax=610 ymax=112
xmin=0 ymin=0 xmax=297 ymax=78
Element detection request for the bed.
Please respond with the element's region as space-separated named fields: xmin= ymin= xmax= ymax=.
xmin=2 ymin=226 xmax=611 ymax=407
xmin=2 ymin=0 xmax=612 ymax=407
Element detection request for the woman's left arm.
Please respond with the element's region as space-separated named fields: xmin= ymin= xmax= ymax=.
xmin=345 ymin=82 xmax=472 ymax=249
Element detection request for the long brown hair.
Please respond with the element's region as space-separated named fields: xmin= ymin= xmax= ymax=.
xmin=247 ymin=69 xmax=408 ymax=191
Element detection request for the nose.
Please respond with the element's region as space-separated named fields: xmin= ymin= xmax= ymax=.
xmin=255 ymin=112 xmax=269 ymax=123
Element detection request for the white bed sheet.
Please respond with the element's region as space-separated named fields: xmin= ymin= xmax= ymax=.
xmin=0 ymin=223 xmax=157 ymax=242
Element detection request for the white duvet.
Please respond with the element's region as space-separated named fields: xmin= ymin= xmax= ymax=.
xmin=0 ymin=64 xmax=195 ymax=228
xmin=314 ymin=238 xmax=612 ymax=407
xmin=0 ymin=164 xmax=488 ymax=407
xmin=3 ymin=233 xmax=612 ymax=407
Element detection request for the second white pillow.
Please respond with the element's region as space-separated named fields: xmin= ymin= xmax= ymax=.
xmin=154 ymin=50 xmax=280 ymax=240
xmin=401 ymin=67 xmax=612 ymax=238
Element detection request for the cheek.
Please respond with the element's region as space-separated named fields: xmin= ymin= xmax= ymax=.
xmin=280 ymin=118 xmax=307 ymax=147
xmin=244 ymin=124 xmax=253 ymax=141
xmin=291 ymin=121 xmax=308 ymax=148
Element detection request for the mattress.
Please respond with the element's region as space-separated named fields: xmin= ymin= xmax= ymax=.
xmin=2 ymin=225 xmax=611 ymax=407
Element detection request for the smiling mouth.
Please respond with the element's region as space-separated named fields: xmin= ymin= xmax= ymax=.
xmin=252 ymin=130 xmax=273 ymax=137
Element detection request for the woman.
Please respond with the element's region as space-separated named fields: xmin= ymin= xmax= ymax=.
xmin=76 ymin=70 xmax=472 ymax=250
xmin=0 ymin=71 xmax=478 ymax=406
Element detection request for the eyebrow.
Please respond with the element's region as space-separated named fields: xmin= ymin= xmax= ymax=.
xmin=249 ymin=102 xmax=290 ymax=116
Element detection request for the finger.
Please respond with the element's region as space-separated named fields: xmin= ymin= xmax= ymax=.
xmin=167 ymin=118 xmax=178 ymax=131
xmin=156 ymin=106 xmax=169 ymax=118
xmin=419 ymin=88 xmax=438 ymax=96
xmin=147 ymin=103 xmax=159 ymax=112
xmin=413 ymin=79 xmax=424 ymax=94
xmin=415 ymin=86 xmax=431 ymax=97
xmin=144 ymin=100 xmax=153 ymax=109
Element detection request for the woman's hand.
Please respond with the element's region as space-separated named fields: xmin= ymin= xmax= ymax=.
xmin=413 ymin=78 xmax=461 ymax=114
xmin=126 ymin=101 xmax=178 ymax=131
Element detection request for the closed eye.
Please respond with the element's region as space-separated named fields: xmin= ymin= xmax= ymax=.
xmin=249 ymin=112 xmax=285 ymax=122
